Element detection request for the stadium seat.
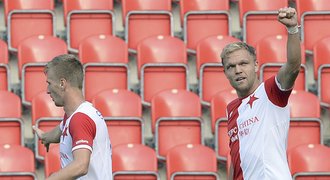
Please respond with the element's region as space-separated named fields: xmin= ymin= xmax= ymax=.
xmin=151 ymin=89 xmax=203 ymax=160
xmin=196 ymin=35 xmax=240 ymax=106
xmin=32 ymin=91 xmax=63 ymax=161
xmin=287 ymin=90 xmax=322 ymax=151
xmin=112 ymin=143 xmax=160 ymax=180
xmin=17 ymin=35 xmax=67 ymax=106
xmin=79 ymin=34 xmax=129 ymax=102
xmin=63 ymin=0 xmax=115 ymax=52
xmin=179 ymin=0 xmax=230 ymax=53
xmin=92 ymin=89 xmax=144 ymax=147
xmin=137 ymin=35 xmax=188 ymax=106
xmin=166 ymin=144 xmax=219 ymax=180
xmin=0 ymin=144 xmax=36 ymax=179
xmin=239 ymin=0 xmax=288 ymax=47
xmin=287 ymin=144 xmax=330 ymax=180
xmin=256 ymin=34 xmax=307 ymax=91
xmin=210 ymin=89 xmax=237 ymax=161
xmin=0 ymin=91 xmax=24 ymax=146
xmin=4 ymin=0 xmax=55 ymax=52
xmin=0 ymin=39 xmax=10 ymax=91
xmin=313 ymin=37 xmax=330 ymax=108
xmin=296 ymin=0 xmax=330 ymax=54
xmin=122 ymin=0 xmax=173 ymax=53
xmin=44 ymin=144 xmax=60 ymax=178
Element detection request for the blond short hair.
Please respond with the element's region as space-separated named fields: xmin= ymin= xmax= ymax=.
xmin=220 ymin=42 xmax=256 ymax=65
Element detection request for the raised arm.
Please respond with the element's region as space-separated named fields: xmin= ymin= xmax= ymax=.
xmin=277 ymin=7 xmax=302 ymax=90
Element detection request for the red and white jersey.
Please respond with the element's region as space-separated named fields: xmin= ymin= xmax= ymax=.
xmin=227 ymin=76 xmax=292 ymax=180
xmin=60 ymin=102 xmax=112 ymax=180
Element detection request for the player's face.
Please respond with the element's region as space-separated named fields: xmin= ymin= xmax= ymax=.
xmin=223 ymin=49 xmax=259 ymax=98
xmin=46 ymin=70 xmax=64 ymax=107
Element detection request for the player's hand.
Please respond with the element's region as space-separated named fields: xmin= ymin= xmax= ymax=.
xmin=278 ymin=7 xmax=298 ymax=27
xmin=32 ymin=125 xmax=50 ymax=152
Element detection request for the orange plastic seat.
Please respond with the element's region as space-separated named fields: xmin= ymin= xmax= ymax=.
xmin=92 ymin=89 xmax=144 ymax=147
xmin=239 ymin=0 xmax=288 ymax=47
xmin=210 ymin=89 xmax=237 ymax=161
xmin=151 ymin=89 xmax=203 ymax=160
xmin=196 ymin=35 xmax=240 ymax=106
xmin=122 ymin=0 xmax=173 ymax=53
xmin=0 ymin=144 xmax=36 ymax=179
xmin=4 ymin=0 xmax=55 ymax=52
xmin=0 ymin=40 xmax=10 ymax=91
xmin=296 ymin=0 xmax=330 ymax=54
xmin=63 ymin=0 xmax=115 ymax=52
xmin=44 ymin=144 xmax=60 ymax=178
xmin=287 ymin=90 xmax=322 ymax=151
xmin=313 ymin=37 xmax=330 ymax=108
xmin=79 ymin=34 xmax=129 ymax=101
xmin=112 ymin=143 xmax=159 ymax=180
xmin=17 ymin=35 xmax=67 ymax=106
xmin=287 ymin=144 xmax=330 ymax=180
xmin=0 ymin=91 xmax=24 ymax=146
xmin=32 ymin=91 xmax=63 ymax=161
xmin=137 ymin=35 xmax=188 ymax=106
xmin=256 ymin=34 xmax=307 ymax=91
xmin=179 ymin=0 xmax=230 ymax=53
xmin=166 ymin=144 xmax=219 ymax=180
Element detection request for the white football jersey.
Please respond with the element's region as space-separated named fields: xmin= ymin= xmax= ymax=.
xmin=227 ymin=76 xmax=292 ymax=180
xmin=60 ymin=102 xmax=112 ymax=180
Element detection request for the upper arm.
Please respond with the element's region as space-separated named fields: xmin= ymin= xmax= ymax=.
xmin=72 ymin=148 xmax=92 ymax=172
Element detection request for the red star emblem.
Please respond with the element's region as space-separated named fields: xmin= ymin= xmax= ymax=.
xmin=62 ymin=127 xmax=68 ymax=141
xmin=247 ymin=94 xmax=258 ymax=108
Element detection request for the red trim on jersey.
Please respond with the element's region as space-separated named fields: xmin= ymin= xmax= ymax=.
xmin=227 ymin=99 xmax=244 ymax=180
xmin=69 ymin=112 xmax=96 ymax=150
xmin=265 ymin=76 xmax=292 ymax=107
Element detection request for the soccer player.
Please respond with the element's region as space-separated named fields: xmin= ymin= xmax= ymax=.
xmin=33 ymin=54 xmax=112 ymax=179
xmin=221 ymin=7 xmax=301 ymax=179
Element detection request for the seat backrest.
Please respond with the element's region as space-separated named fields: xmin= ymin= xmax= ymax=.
xmin=0 ymin=39 xmax=9 ymax=91
xmin=44 ymin=144 xmax=60 ymax=178
xmin=31 ymin=91 xmax=64 ymax=125
xmin=166 ymin=144 xmax=218 ymax=180
xmin=17 ymin=35 xmax=67 ymax=78
xmin=287 ymin=144 xmax=330 ymax=178
xmin=313 ymin=36 xmax=330 ymax=80
xmin=296 ymin=0 xmax=330 ymax=23
xmin=0 ymin=144 xmax=35 ymax=172
xmin=0 ymin=91 xmax=21 ymax=118
xmin=289 ymin=90 xmax=320 ymax=118
xmin=0 ymin=39 xmax=9 ymax=64
xmin=112 ymin=143 xmax=158 ymax=179
xmin=79 ymin=34 xmax=128 ymax=64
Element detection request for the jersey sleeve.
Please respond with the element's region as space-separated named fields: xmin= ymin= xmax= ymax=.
xmin=69 ymin=112 xmax=96 ymax=152
xmin=265 ymin=76 xmax=292 ymax=107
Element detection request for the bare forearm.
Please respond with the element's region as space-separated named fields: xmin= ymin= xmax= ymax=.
xmin=46 ymin=160 xmax=87 ymax=180
xmin=287 ymin=32 xmax=301 ymax=74
xmin=44 ymin=125 xmax=62 ymax=143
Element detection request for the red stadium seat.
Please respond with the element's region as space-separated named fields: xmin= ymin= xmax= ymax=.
xmin=79 ymin=34 xmax=129 ymax=101
xmin=92 ymin=89 xmax=144 ymax=147
xmin=296 ymin=0 xmax=330 ymax=54
xmin=196 ymin=35 xmax=240 ymax=106
xmin=63 ymin=0 xmax=115 ymax=52
xmin=151 ymin=89 xmax=203 ymax=160
xmin=256 ymin=35 xmax=307 ymax=91
xmin=313 ymin=37 xmax=330 ymax=108
xmin=179 ymin=0 xmax=230 ymax=53
xmin=0 ymin=144 xmax=36 ymax=179
xmin=4 ymin=0 xmax=55 ymax=52
xmin=112 ymin=143 xmax=159 ymax=180
xmin=239 ymin=0 xmax=288 ymax=47
xmin=44 ymin=144 xmax=60 ymax=178
xmin=287 ymin=144 xmax=330 ymax=180
xmin=17 ymin=35 xmax=67 ymax=106
xmin=0 ymin=40 xmax=10 ymax=91
xmin=166 ymin=144 xmax=219 ymax=180
xmin=137 ymin=35 xmax=188 ymax=106
xmin=210 ymin=89 xmax=237 ymax=161
xmin=0 ymin=91 xmax=24 ymax=146
xmin=122 ymin=0 xmax=173 ymax=53
xmin=32 ymin=91 xmax=63 ymax=161
xmin=287 ymin=90 xmax=322 ymax=151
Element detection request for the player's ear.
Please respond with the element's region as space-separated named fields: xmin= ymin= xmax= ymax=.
xmin=254 ymin=60 xmax=259 ymax=72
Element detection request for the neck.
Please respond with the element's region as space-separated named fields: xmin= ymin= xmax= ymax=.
xmin=63 ymin=88 xmax=85 ymax=117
